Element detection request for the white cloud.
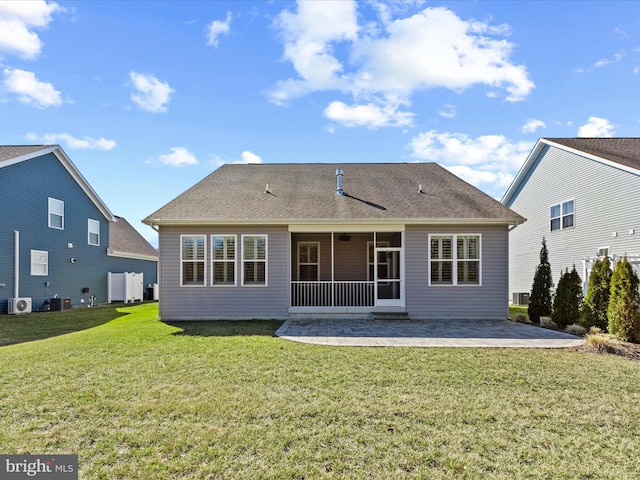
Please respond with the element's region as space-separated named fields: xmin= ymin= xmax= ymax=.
xmin=158 ymin=147 xmax=198 ymax=167
xmin=270 ymin=0 xmax=358 ymax=105
xmin=409 ymin=130 xmax=534 ymax=195
xmin=239 ymin=150 xmax=262 ymax=164
xmin=26 ymin=132 xmax=116 ymax=150
xmin=324 ymin=100 xmax=414 ymax=128
xmin=269 ymin=2 xmax=534 ymax=126
xmin=0 ymin=0 xmax=62 ymax=60
xmin=207 ymin=11 xmax=231 ymax=47
xmin=577 ymin=116 xmax=615 ymax=137
xmin=438 ymin=103 xmax=457 ymax=119
xmin=522 ymin=118 xmax=546 ymax=134
xmin=129 ymin=72 xmax=174 ymax=113
xmin=594 ymin=51 xmax=624 ymax=68
xmin=3 ymin=68 xmax=62 ymax=108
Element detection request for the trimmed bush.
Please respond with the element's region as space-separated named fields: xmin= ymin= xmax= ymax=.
xmin=528 ymin=237 xmax=553 ymax=324
xmin=552 ymin=265 xmax=583 ymax=329
xmin=581 ymin=256 xmax=612 ymax=330
xmin=607 ymin=256 xmax=640 ymax=342
xmin=565 ymin=324 xmax=586 ymax=336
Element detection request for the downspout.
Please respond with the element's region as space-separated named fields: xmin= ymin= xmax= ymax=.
xmin=14 ymin=230 xmax=19 ymax=298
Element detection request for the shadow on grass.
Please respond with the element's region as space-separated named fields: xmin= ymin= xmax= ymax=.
xmin=164 ymin=320 xmax=283 ymax=337
xmin=0 ymin=304 xmax=130 ymax=347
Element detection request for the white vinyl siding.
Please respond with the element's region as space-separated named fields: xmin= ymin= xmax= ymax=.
xmin=242 ymin=235 xmax=267 ymax=286
xmin=88 ymin=219 xmax=100 ymax=246
xmin=48 ymin=197 xmax=64 ymax=229
xmin=212 ymin=235 xmax=236 ymax=286
xmin=181 ymin=235 xmax=206 ymax=286
xmin=31 ymin=250 xmax=48 ymax=276
xmin=429 ymin=234 xmax=481 ymax=286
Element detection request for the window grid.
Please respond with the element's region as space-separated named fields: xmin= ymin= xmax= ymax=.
xmin=550 ymin=199 xmax=574 ymax=231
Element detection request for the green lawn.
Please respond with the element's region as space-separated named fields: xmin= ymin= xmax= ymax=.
xmin=1 ymin=304 xmax=639 ymax=479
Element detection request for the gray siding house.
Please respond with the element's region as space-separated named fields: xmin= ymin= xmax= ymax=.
xmin=502 ymin=138 xmax=640 ymax=303
xmin=0 ymin=145 xmax=158 ymax=313
xmin=144 ymin=163 xmax=524 ymax=321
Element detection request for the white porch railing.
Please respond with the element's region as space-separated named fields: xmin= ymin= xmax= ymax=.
xmin=291 ymin=281 xmax=374 ymax=307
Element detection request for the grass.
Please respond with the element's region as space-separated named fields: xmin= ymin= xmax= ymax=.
xmin=1 ymin=304 xmax=640 ymax=479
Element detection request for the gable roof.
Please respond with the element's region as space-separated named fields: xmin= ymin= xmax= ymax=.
xmin=144 ymin=162 xmax=524 ymax=227
xmin=0 ymin=145 xmax=116 ymax=222
xmin=108 ymin=216 xmax=158 ymax=261
xmin=501 ymin=138 xmax=640 ymax=206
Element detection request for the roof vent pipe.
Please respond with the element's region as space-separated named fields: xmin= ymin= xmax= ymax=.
xmin=336 ymin=168 xmax=344 ymax=195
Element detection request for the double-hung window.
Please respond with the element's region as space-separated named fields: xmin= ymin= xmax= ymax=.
xmin=181 ymin=235 xmax=206 ymax=286
xmin=429 ymin=234 xmax=481 ymax=286
xmin=88 ymin=219 xmax=100 ymax=246
xmin=212 ymin=235 xmax=236 ymax=286
xmin=550 ymin=200 xmax=574 ymax=231
xmin=31 ymin=250 xmax=48 ymax=276
xmin=48 ymin=198 xmax=64 ymax=229
xmin=242 ymin=235 xmax=267 ymax=286
xmin=298 ymin=242 xmax=319 ymax=281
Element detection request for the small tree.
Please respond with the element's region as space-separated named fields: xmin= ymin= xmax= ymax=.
xmin=528 ymin=237 xmax=553 ymax=324
xmin=581 ymin=256 xmax=612 ymax=330
xmin=607 ymin=257 xmax=640 ymax=342
xmin=552 ymin=265 xmax=583 ymax=329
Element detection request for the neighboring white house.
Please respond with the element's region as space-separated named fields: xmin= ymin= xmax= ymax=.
xmin=144 ymin=162 xmax=524 ymax=321
xmin=502 ymin=138 xmax=640 ymax=304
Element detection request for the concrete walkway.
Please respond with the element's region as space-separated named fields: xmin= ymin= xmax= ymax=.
xmin=275 ymin=318 xmax=585 ymax=348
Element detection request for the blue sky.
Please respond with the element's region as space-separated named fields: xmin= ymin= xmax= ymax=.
xmin=2 ymin=1 xmax=640 ymax=246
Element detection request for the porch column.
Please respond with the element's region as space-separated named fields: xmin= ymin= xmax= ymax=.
xmin=331 ymin=232 xmax=335 ymax=307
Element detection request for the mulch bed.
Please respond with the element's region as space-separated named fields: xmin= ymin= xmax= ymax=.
xmin=576 ymin=341 xmax=640 ymax=362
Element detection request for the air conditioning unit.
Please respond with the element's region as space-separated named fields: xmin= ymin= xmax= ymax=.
xmin=8 ymin=297 xmax=32 ymax=314
xmin=512 ymin=292 xmax=530 ymax=306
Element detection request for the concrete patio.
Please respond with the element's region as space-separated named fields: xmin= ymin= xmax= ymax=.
xmin=276 ymin=318 xmax=585 ymax=348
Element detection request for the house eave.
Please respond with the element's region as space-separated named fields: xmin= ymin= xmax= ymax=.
xmin=143 ymin=217 xmax=523 ymax=229
xmin=107 ymin=249 xmax=158 ymax=262
xmin=501 ymin=137 xmax=640 ymax=206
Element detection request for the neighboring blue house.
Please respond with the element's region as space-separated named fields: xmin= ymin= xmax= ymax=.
xmin=0 ymin=145 xmax=158 ymax=314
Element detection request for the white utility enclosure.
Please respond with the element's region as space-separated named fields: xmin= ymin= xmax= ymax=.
xmin=108 ymin=272 xmax=144 ymax=303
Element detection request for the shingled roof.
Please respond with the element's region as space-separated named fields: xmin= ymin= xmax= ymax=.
xmin=502 ymin=138 xmax=640 ymax=206
xmin=108 ymin=216 xmax=158 ymax=260
xmin=545 ymin=138 xmax=640 ymax=171
xmin=144 ymin=162 xmax=524 ymax=226
xmin=0 ymin=145 xmax=55 ymax=163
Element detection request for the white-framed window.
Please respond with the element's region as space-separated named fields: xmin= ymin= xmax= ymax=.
xmin=298 ymin=242 xmax=319 ymax=281
xmin=88 ymin=219 xmax=100 ymax=246
xmin=242 ymin=234 xmax=267 ymax=286
xmin=31 ymin=250 xmax=48 ymax=276
xmin=367 ymin=241 xmax=389 ymax=281
xmin=550 ymin=199 xmax=574 ymax=231
xmin=429 ymin=234 xmax=481 ymax=286
xmin=212 ymin=235 xmax=236 ymax=286
xmin=181 ymin=235 xmax=206 ymax=286
xmin=48 ymin=198 xmax=64 ymax=229
xmin=598 ymin=246 xmax=610 ymax=257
